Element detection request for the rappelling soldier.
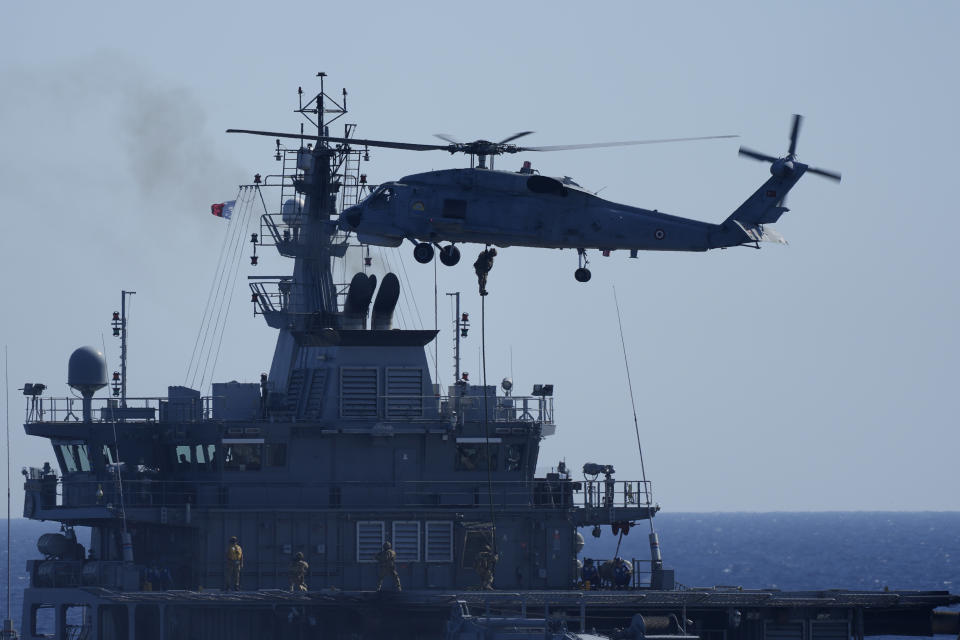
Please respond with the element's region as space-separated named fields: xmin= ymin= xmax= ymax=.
xmin=289 ymin=551 xmax=309 ymax=592
xmin=224 ymin=536 xmax=244 ymax=591
xmin=473 ymin=247 xmax=497 ymax=296
xmin=374 ymin=541 xmax=401 ymax=592
xmin=474 ymin=544 xmax=499 ymax=590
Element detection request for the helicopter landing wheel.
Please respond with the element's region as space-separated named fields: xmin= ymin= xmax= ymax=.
xmin=439 ymin=245 xmax=461 ymax=266
xmin=413 ymin=242 xmax=435 ymax=264
xmin=574 ymin=267 xmax=592 ymax=283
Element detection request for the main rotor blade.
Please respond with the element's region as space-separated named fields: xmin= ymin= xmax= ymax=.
xmin=227 ymin=129 xmax=450 ymax=152
xmin=807 ymin=166 xmax=842 ymax=182
xmin=520 ymin=134 xmax=738 ymax=152
xmin=434 ymin=133 xmax=461 ymax=144
xmin=499 ymin=131 xmax=534 ymax=144
xmin=738 ymin=146 xmax=778 ymax=163
xmin=788 ymin=114 xmax=802 ymax=156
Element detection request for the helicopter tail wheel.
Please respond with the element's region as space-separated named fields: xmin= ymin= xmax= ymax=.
xmin=439 ymin=244 xmax=461 ymax=266
xmin=413 ymin=242 xmax=435 ymax=264
xmin=574 ymin=268 xmax=592 ymax=283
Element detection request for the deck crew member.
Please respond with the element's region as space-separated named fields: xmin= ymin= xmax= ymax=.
xmin=289 ymin=551 xmax=309 ymax=592
xmin=582 ymin=558 xmax=599 ymax=590
xmin=474 ymin=544 xmax=499 ymax=590
xmin=375 ymin=541 xmax=401 ymax=592
xmin=224 ymin=536 xmax=244 ymax=591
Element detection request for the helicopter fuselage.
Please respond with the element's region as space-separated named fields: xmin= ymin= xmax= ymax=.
xmin=342 ymin=167 xmax=757 ymax=253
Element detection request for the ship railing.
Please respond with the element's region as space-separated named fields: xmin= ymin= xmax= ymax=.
xmin=37 ymin=478 xmax=652 ymax=512
xmin=433 ymin=394 xmax=554 ymax=424
xmin=26 ymin=396 xmax=216 ymax=424
xmin=258 ymin=212 xmax=354 ymax=257
xmin=578 ymin=479 xmax=653 ymax=510
xmin=578 ymin=557 xmax=657 ymax=590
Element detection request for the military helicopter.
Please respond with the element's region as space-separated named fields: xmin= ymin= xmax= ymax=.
xmin=229 ymin=114 xmax=839 ymax=281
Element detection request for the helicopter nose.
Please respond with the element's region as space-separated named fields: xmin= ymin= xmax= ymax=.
xmin=341 ymin=205 xmax=363 ymax=229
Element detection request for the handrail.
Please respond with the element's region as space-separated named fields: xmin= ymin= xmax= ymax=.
xmin=26 ymin=396 xmax=215 ymax=424
xmin=27 ymin=394 xmax=555 ymax=425
xmin=28 ymin=477 xmax=653 ymax=513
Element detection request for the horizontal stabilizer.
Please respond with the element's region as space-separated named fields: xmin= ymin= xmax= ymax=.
xmin=732 ymin=221 xmax=787 ymax=245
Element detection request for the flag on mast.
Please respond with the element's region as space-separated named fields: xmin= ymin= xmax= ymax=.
xmin=210 ymin=201 xmax=236 ymax=219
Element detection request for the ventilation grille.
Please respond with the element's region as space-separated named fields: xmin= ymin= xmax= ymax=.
xmin=766 ymin=623 xmax=804 ymax=640
xmin=340 ymin=367 xmax=379 ymax=418
xmin=386 ymin=367 xmax=423 ymax=418
xmin=356 ymin=521 xmax=384 ymax=563
xmin=392 ymin=521 xmax=421 ymax=562
xmin=425 ymin=521 xmax=453 ymax=562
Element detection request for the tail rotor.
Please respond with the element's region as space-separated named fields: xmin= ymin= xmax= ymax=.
xmin=739 ymin=114 xmax=841 ymax=183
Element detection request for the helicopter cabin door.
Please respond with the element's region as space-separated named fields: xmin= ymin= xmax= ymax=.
xmin=431 ymin=198 xmax=468 ymax=235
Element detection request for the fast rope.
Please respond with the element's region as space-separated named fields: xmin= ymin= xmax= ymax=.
xmin=613 ymin=286 xmax=656 ymax=536
xmin=477 ymin=246 xmax=498 ymax=554
xmin=4 ymin=346 xmax=11 ymax=625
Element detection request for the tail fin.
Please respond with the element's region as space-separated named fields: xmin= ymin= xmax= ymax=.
xmin=723 ymin=170 xmax=803 ymax=227
xmin=716 ymin=170 xmax=805 ymax=246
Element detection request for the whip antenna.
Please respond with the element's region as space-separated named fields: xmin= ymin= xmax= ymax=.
xmin=612 ymin=287 xmax=664 ymax=575
xmin=4 ymin=345 xmax=15 ymax=639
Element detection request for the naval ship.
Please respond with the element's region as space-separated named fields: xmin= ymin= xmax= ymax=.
xmin=10 ymin=77 xmax=959 ymax=640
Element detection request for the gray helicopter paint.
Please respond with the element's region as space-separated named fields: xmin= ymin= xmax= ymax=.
xmin=341 ymin=163 xmax=806 ymax=252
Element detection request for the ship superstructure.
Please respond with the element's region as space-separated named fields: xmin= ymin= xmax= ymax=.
xmin=12 ymin=77 xmax=959 ymax=640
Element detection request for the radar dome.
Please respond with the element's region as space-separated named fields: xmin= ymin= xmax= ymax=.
xmin=68 ymin=346 xmax=108 ymax=396
xmin=281 ymin=196 xmax=305 ymax=225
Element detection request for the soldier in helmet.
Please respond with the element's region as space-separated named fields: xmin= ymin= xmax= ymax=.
xmin=474 ymin=543 xmax=499 ymax=590
xmin=289 ymin=551 xmax=309 ymax=592
xmin=224 ymin=536 xmax=243 ymax=591
xmin=473 ymin=247 xmax=497 ymax=296
xmin=374 ymin=541 xmax=401 ymax=592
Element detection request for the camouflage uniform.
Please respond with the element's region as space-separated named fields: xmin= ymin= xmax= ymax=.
xmin=289 ymin=551 xmax=309 ymax=592
xmin=474 ymin=545 xmax=499 ymax=590
xmin=473 ymin=248 xmax=497 ymax=296
xmin=374 ymin=542 xmax=401 ymax=592
xmin=224 ymin=536 xmax=243 ymax=591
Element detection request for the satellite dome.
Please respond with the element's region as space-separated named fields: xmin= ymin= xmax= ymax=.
xmin=68 ymin=346 xmax=107 ymax=396
xmin=281 ymin=196 xmax=305 ymax=225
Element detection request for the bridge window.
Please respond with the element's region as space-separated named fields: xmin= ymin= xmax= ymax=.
xmin=223 ymin=441 xmax=262 ymax=471
xmin=195 ymin=444 xmax=217 ymax=471
xmin=58 ymin=443 xmax=90 ymax=473
xmin=175 ymin=446 xmax=192 ymax=467
xmin=504 ymin=444 xmax=525 ymax=472
xmin=455 ymin=443 xmax=499 ymax=471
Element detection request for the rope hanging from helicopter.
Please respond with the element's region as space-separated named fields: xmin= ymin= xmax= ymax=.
xmin=480 ymin=266 xmax=498 ymax=554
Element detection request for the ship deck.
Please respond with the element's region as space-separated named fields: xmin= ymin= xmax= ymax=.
xmin=79 ymin=586 xmax=959 ymax=609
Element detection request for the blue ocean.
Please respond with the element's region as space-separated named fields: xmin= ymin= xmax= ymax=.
xmin=1 ymin=513 xmax=958 ymax=631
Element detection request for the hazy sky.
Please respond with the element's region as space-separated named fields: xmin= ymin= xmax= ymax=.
xmin=1 ymin=1 xmax=957 ymax=513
